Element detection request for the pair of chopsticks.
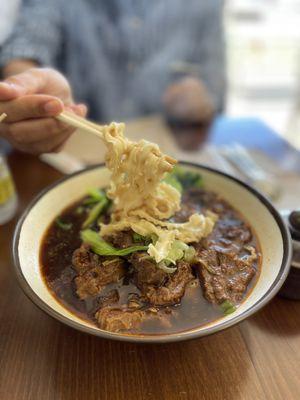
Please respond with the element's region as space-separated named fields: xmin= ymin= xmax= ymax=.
xmin=0 ymin=110 xmax=105 ymax=140
xmin=0 ymin=110 xmax=103 ymax=138
xmin=57 ymin=111 xmax=105 ymax=139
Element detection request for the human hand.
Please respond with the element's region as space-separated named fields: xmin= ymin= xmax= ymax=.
xmin=0 ymin=67 xmax=87 ymax=154
xmin=163 ymin=77 xmax=215 ymax=151
xmin=163 ymin=76 xmax=214 ymax=122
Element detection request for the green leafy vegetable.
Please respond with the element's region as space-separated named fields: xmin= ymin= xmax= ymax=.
xmin=55 ymin=217 xmax=72 ymax=231
xmin=220 ymin=300 xmax=236 ymax=315
xmin=164 ymin=166 xmax=203 ymax=193
xmin=132 ymin=233 xmax=152 ymax=245
xmin=88 ymin=188 xmax=106 ymax=201
xmin=133 ymin=232 xmax=144 ymax=242
xmin=83 ymin=198 xmax=99 ymax=205
xmin=163 ymin=173 xmax=183 ymax=193
xmin=81 ymin=229 xmax=148 ymax=256
xmin=82 ymin=197 xmax=108 ymax=228
xmin=83 ymin=188 xmax=107 ymax=205
xmin=172 ymin=166 xmax=203 ymax=189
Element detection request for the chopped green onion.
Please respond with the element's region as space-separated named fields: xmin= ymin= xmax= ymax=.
xmin=82 ymin=198 xmax=108 ymax=228
xmin=157 ymin=261 xmax=177 ymax=274
xmin=220 ymin=300 xmax=236 ymax=315
xmin=81 ymin=229 xmax=148 ymax=257
xmin=164 ymin=240 xmax=189 ymax=264
xmin=55 ymin=217 xmax=72 ymax=231
xmin=164 ymin=259 xmax=173 ymax=267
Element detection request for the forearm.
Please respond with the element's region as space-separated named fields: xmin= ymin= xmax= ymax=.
xmin=2 ymin=59 xmax=38 ymax=78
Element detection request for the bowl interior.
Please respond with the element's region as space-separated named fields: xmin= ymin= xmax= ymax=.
xmin=14 ymin=163 xmax=291 ymax=342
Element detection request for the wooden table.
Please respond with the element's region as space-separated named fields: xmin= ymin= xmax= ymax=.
xmin=1 ymin=141 xmax=300 ymax=400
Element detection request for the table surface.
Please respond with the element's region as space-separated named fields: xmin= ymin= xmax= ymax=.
xmin=1 ymin=120 xmax=300 ymax=400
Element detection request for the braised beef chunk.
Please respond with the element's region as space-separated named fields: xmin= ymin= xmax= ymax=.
xmin=73 ymin=245 xmax=125 ymax=299
xmin=127 ymin=293 xmax=143 ymax=309
xmin=98 ymin=289 xmax=120 ymax=308
xmin=108 ymin=231 xmax=134 ymax=248
xmin=75 ymin=262 xmax=125 ymax=299
xmin=197 ymin=217 xmax=252 ymax=255
xmin=217 ymin=219 xmax=252 ymax=248
xmin=143 ymin=261 xmax=194 ymax=306
xmin=130 ymin=256 xmax=194 ymax=306
xmin=95 ymin=307 xmax=146 ymax=332
xmin=196 ymin=247 xmax=257 ymax=304
xmin=223 ymin=224 xmax=251 ymax=243
xmin=130 ymin=252 xmax=167 ymax=288
xmin=72 ymin=244 xmax=100 ymax=274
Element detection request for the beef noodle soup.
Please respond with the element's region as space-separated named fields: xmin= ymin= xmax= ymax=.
xmin=40 ymin=167 xmax=261 ymax=335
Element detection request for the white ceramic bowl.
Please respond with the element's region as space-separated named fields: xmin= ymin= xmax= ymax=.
xmin=13 ymin=162 xmax=292 ymax=343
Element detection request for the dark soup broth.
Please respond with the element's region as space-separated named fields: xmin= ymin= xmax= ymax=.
xmin=40 ymin=187 xmax=261 ymax=335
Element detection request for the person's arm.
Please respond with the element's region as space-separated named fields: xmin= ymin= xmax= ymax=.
xmin=0 ymin=1 xmax=87 ymax=155
xmin=0 ymin=68 xmax=87 ymax=154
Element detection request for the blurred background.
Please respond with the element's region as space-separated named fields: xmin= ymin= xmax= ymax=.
xmin=225 ymin=0 xmax=300 ymax=150
xmin=2 ymin=0 xmax=300 ymax=148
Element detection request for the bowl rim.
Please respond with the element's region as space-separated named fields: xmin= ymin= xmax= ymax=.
xmin=13 ymin=161 xmax=292 ymax=343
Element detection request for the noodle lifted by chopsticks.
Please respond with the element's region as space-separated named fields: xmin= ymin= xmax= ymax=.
xmin=98 ymin=122 xmax=216 ymax=263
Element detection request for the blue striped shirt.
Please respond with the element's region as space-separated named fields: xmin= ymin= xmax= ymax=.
xmin=0 ymin=0 xmax=226 ymax=122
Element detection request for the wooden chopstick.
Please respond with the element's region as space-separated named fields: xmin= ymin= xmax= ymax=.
xmin=0 ymin=113 xmax=7 ymax=123
xmin=0 ymin=110 xmax=104 ymax=138
xmin=56 ymin=111 xmax=104 ymax=139
xmin=62 ymin=111 xmax=104 ymax=132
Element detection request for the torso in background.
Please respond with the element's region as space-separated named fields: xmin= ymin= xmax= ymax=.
xmin=0 ymin=0 xmax=225 ymax=120
xmin=58 ymin=0 xmax=225 ymax=121
xmin=0 ymin=1 xmax=20 ymax=45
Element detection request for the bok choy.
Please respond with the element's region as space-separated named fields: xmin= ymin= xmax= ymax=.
xmin=81 ymin=229 xmax=148 ymax=257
